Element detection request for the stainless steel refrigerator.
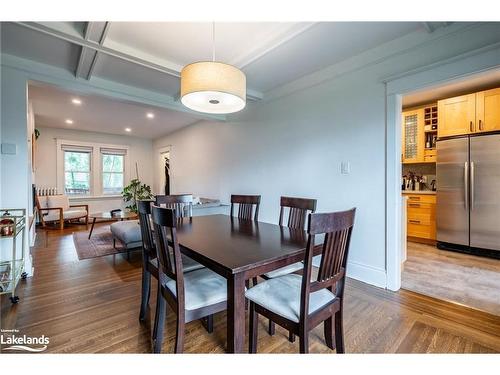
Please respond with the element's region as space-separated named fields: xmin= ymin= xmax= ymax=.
xmin=436 ymin=133 xmax=500 ymax=258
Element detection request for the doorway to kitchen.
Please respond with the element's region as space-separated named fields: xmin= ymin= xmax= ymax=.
xmin=386 ymin=66 xmax=500 ymax=316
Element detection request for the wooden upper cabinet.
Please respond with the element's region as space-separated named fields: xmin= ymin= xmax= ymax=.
xmin=438 ymin=94 xmax=476 ymax=138
xmin=476 ymin=88 xmax=500 ymax=133
xmin=402 ymin=108 xmax=425 ymax=163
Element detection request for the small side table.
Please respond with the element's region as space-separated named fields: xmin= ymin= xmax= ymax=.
xmin=88 ymin=211 xmax=138 ymax=239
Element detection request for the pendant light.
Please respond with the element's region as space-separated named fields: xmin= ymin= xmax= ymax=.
xmin=180 ymin=23 xmax=246 ymax=114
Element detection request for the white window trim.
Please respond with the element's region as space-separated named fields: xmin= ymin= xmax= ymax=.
xmin=101 ymin=152 xmax=125 ymax=195
xmin=56 ymin=139 xmax=130 ymax=198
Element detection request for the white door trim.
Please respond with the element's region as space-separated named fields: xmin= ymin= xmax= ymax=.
xmin=384 ymin=46 xmax=500 ymax=291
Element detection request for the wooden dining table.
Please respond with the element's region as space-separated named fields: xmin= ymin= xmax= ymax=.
xmin=174 ymin=214 xmax=319 ymax=353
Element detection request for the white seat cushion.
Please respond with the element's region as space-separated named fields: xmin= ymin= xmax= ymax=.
xmin=245 ymin=274 xmax=335 ymax=323
xmin=181 ymin=255 xmax=205 ymax=273
xmin=264 ymin=262 xmax=303 ymax=278
xmin=44 ymin=209 xmax=87 ymax=222
xmin=47 ymin=195 xmax=70 ymax=211
xmin=165 ymin=267 xmax=227 ymax=311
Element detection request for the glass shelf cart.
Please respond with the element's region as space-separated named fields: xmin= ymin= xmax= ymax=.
xmin=0 ymin=208 xmax=27 ymax=303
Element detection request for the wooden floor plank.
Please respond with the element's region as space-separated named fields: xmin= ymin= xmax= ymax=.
xmin=1 ymin=224 xmax=499 ymax=353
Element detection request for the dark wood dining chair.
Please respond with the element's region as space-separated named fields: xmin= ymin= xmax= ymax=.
xmin=137 ymin=199 xmax=158 ymax=323
xmin=156 ymin=194 xmax=193 ymax=220
xmin=151 ymin=205 xmax=228 ymax=353
xmin=137 ymin=200 xmax=206 ymax=338
xmin=246 ymin=208 xmax=356 ymax=354
xmin=230 ymin=194 xmax=261 ymax=221
xmin=263 ymin=196 xmax=317 ymax=339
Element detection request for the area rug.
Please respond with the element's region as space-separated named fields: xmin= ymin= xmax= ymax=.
xmin=73 ymin=225 xmax=127 ymax=260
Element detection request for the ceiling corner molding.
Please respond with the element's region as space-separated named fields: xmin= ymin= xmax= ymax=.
xmin=263 ymin=22 xmax=485 ymax=103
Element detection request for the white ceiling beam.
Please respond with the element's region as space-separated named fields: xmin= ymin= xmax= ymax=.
xmin=17 ymin=22 xmax=269 ymax=101
xmin=18 ymin=22 xmax=182 ymax=77
xmin=75 ymin=22 xmax=109 ymax=80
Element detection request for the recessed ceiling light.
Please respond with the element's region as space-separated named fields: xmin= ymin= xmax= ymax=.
xmin=71 ymin=98 xmax=82 ymax=105
xmin=65 ymin=119 xmax=74 ymax=124
xmin=125 ymin=128 xmax=132 ymax=132
xmin=146 ymin=113 xmax=155 ymax=119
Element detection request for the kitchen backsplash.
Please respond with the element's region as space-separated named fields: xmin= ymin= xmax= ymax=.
xmin=402 ymin=163 xmax=436 ymax=176
xmin=402 ymin=163 xmax=437 ymax=191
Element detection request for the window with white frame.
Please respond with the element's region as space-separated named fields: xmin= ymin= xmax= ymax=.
xmin=101 ymin=148 xmax=125 ymax=195
xmin=57 ymin=140 xmax=129 ymax=197
xmin=62 ymin=146 xmax=92 ymax=196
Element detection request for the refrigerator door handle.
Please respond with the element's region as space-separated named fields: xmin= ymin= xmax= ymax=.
xmin=470 ymin=161 xmax=475 ymax=211
xmin=464 ymin=162 xmax=469 ymax=211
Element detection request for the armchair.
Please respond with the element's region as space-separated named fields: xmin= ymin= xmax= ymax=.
xmin=36 ymin=194 xmax=89 ymax=229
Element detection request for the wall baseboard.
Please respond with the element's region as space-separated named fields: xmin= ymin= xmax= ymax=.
xmin=346 ymin=260 xmax=387 ymax=289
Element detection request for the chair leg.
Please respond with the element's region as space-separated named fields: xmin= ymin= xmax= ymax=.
xmin=252 ymin=277 xmax=258 ymax=287
xmin=334 ymin=309 xmax=345 ymax=354
xmin=268 ymin=320 xmax=275 ymax=336
xmin=288 ymin=331 xmax=296 ymax=343
xmin=299 ymin=332 xmax=309 ymax=354
xmin=324 ymin=315 xmax=335 ymax=350
xmin=113 ymin=239 xmax=116 ymax=249
xmin=59 ymin=220 xmax=64 ymax=230
xmin=249 ymin=302 xmax=258 ymax=353
xmin=139 ymin=269 xmax=151 ymax=321
xmin=203 ymin=314 xmax=214 ymax=334
xmin=153 ymin=291 xmax=166 ymax=353
xmin=174 ymin=314 xmax=185 ymax=354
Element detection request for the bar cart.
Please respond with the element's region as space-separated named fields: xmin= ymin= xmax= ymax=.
xmin=0 ymin=208 xmax=27 ymax=303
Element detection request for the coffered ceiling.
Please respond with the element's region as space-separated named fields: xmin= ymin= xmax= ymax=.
xmin=1 ymin=21 xmax=449 ymax=137
xmin=1 ymin=22 xmax=433 ymax=97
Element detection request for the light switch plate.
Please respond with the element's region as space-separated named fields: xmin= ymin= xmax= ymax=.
xmin=1 ymin=143 xmax=17 ymax=155
xmin=341 ymin=161 xmax=350 ymax=174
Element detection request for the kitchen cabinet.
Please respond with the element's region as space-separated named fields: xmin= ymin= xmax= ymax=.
xmin=476 ymin=88 xmax=500 ymax=133
xmin=438 ymin=87 xmax=500 ymax=137
xmin=438 ymin=94 xmax=475 ymax=138
xmin=404 ymin=193 xmax=436 ymax=242
xmin=402 ymin=105 xmax=437 ymax=164
xmin=402 ymin=109 xmax=424 ymax=163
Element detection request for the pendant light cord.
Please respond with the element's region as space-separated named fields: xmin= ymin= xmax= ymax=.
xmin=212 ymin=21 xmax=215 ymax=62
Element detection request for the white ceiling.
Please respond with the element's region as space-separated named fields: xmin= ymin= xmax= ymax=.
xmin=1 ymin=21 xmax=429 ymax=95
xmin=403 ymin=68 xmax=500 ymax=108
xmin=29 ymin=83 xmax=201 ymax=138
xmin=1 ymin=21 xmax=447 ymax=137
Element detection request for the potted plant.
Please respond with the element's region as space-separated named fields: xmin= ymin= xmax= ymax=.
xmin=122 ymin=179 xmax=154 ymax=213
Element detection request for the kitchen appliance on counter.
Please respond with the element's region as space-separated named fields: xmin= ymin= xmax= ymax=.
xmin=437 ymin=133 xmax=500 ymax=259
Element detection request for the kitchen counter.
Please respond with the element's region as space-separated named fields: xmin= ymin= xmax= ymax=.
xmin=402 ymin=190 xmax=436 ymax=195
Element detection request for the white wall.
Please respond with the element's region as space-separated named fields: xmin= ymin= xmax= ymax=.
xmin=34 ymin=126 xmax=154 ymax=213
xmin=154 ymin=23 xmax=500 ymax=288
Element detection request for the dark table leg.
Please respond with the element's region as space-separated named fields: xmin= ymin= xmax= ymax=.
xmin=227 ymin=272 xmax=246 ymax=353
xmin=88 ymin=217 xmax=97 ymax=239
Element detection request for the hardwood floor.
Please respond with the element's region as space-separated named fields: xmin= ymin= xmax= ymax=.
xmin=402 ymin=241 xmax=500 ymax=316
xmin=1 ymin=224 xmax=500 ymax=353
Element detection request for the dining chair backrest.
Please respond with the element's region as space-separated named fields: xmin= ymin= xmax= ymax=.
xmin=230 ymin=194 xmax=261 ymax=221
xmin=279 ymin=196 xmax=317 ymax=229
xmin=151 ymin=205 xmax=185 ymax=304
xmin=300 ymin=208 xmax=356 ymax=319
xmin=137 ymin=199 xmax=156 ymax=260
xmin=156 ymin=194 xmax=193 ymax=221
